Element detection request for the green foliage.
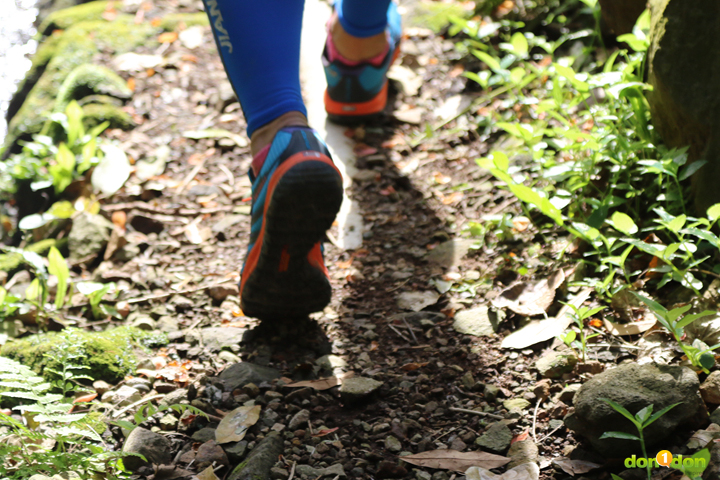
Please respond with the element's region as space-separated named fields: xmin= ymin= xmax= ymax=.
xmin=632 ymin=293 xmax=718 ymax=373
xmin=558 ymin=304 xmax=603 ymax=362
xmin=112 ymin=402 xmax=207 ymax=433
xmin=447 ymin=6 xmax=720 ymax=299
xmin=1 ymin=100 xmax=110 ymax=232
xmin=600 ymin=399 xmax=680 ymax=480
xmin=0 ymin=356 xmax=133 ymax=479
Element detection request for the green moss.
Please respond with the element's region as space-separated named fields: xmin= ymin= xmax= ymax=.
xmin=0 ymin=238 xmax=66 ymax=273
xmin=55 ymin=64 xmax=131 ymax=113
xmin=38 ymin=1 xmax=112 ymax=37
xmin=82 ymin=103 xmax=136 ymax=131
xmin=0 ymin=326 xmax=168 ymax=384
xmin=404 ymin=1 xmax=472 ymax=32
xmin=160 ymin=12 xmax=209 ymax=31
xmin=5 ymin=16 xmax=156 ymax=153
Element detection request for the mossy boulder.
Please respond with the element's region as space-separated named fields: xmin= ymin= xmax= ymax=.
xmin=37 ymin=0 xmax=112 ymax=36
xmin=159 ymin=12 xmax=209 ymax=31
xmin=82 ymin=103 xmax=135 ymax=131
xmin=647 ymin=0 xmax=720 ymax=212
xmin=0 ymin=326 xmax=168 ymax=385
xmin=55 ymin=64 xmax=131 ymax=113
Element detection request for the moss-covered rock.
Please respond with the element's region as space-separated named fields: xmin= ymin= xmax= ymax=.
xmin=82 ymin=103 xmax=135 ymax=131
xmin=37 ymin=1 xmax=111 ymax=37
xmin=159 ymin=12 xmax=209 ymax=31
xmin=647 ymin=0 xmax=720 ymax=212
xmin=0 ymin=238 xmax=67 ymax=274
xmin=0 ymin=326 xmax=168 ymax=385
xmin=55 ymin=64 xmax=131 ymax=113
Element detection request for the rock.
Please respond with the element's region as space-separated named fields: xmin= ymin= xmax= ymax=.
xmin=701 ymin=371 xmax=720 ymax=404
xmin=93 ymin=380 xmax=111 ymax=396
xmin=316 ymin=354 xmax=348 ymax=374
xmin=475 ymin=422 xmax=513 ymax=454
xmin=703 ymin=442 xmax=720 ymax=480
xmin=460 ymin=371 xmax=477 ymax=391
xmin=196 ymin=440 xmax=229 ymax=470
xmin=295 ymin=464 xmax=346 ymax=479
xmin=564 ymin=363 xmax=708 ymax=457
xmin=450 ymin=437 xmax=467 ymax=451
xmin=385 ymin=435 xmax=403 ymax=452
xmin=339 ymin=376 xmax=383 ymax=403
xmin=159 ymin=388 xmax=189 ymax=407
xmin=102 ymin=386 xmax=141 ymax=406
xmin=376 ymin=461 xmax=407 ymax=479
xmin=453 ymin=307 xmax=498 ymax=337
xmin=416 ymin=471 xmax=432 ymax=480
xmin=506 ymin=439 xmax=539 ymax=469
xmin=598 ymin=0 xmax=647 ymax=35
xmin=68 ymin=213 xmax=113 ymax=262
xmin=218 ymin=350 xmax=242 ymax=364
xmin=192 ymin=427 xmax=217 ymax=443
xmin=219 ymin=362 xmax=280 ymax=392
xmin=535 ymin=349 xmax=578 ymax=378
xmin=646 ymin=0 xmax=720 ymax=211
xmin=557 ymin=383 xmax=582 ymax=403
xmin=288 ymin=409 xmax=311 ymax=430
xmin=503 ymin=398 xmax=530 ymax=411
xmin=227 ymin=431 xmax=283 ymax=480
xmin=130 ymin=314 xmax=156 ymax=331
xmin=465 ymin=463 xmax=539 ymax=480
xmin=159 ymin=414 xmax=177 ymax=431
xmin=427 ymin=238 xmax=477 ymax=267
xmin=122 ymin=427 xmax=173 ymax=471
xmin=711 ymin=406 xmax=720 ymax=425
xmin=208 ymin=283 xmax=239 ymax=301
xmin=223 ymin=440 xmax=248 ymax=464
xmin=156 ymin=316 xmax=179 ymax=333
xmin=200 ymin=327 xmax=246 ymax=352
xmin=484 ymin=384 xmax=500 ymax=403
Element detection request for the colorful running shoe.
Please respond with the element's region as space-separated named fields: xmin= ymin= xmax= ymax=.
xmin=240 ymin=127 xmax=344 ymax=319
xmin=322 ymin=1 xmax=402 ymax=123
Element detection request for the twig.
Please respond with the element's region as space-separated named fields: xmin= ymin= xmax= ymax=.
xmin=218 ymin=163 xmax=235 ymax=187
xmin=537 ymin=423 xmax=565 ymax=443
xmin=102 ymin=201 xmax=233 ymax=216
xmin=431 ymin=426 xmax=457 ymax=443
xmin=325 ymin=230 xmax=342 ymax=249
xmin=388 ymin=323 xmax=412 ymax=344
xmin=177 ymin=151 xmax=210 ymax=193
xmin=532 ymin=398 xmax=541 ymax=444
xmin=448 ymin=407 xmax=504 ymax=420
xmin=111 ymin=394 xmax=164 ymax=418
xmin=401 ymin=317 xmax=418 ymax=345
xmin=125 ymin=278 xmax=233 ymax=305
xmin=287 ymin=461 xmax=296 ymax=480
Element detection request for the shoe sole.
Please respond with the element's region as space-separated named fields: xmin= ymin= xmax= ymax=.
xmin=240 ymin=152 xmax=343 ymax=320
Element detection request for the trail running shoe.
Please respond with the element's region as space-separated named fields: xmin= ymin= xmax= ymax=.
xmin=322 ymin=1 xmax=402 ymax=124
xmin=239 ymin=126 xmax=343 ymax=320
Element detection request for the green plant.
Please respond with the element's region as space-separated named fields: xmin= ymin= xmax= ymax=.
xmin=556 ymin=304 xmax=603 ymax=362
xmin=76 ymin=281 xmax=118 ymax=319
xmin=111 ymin=401 xmax=207 ymax=433
xmin=0 ymin=356 xmax=134 ymax=479
xmin=632 ymin=293 xmax=718 ymax=373
xmin=600 ymin=399 xmax=680 ymax=480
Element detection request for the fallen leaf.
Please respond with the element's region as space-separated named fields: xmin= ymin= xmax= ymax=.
xmin=179 ymin=25 xmax=204 ymax=49
xmin=215 ymin=405 xmax=261 ymax=444
xmin=441 ymin=191 xmax=464 ymax=205
xmin=401 ymin=362 xmax=428 ymax=372
xmin=184 ymin=222 xmax=211 ymax=245
xmin=512 ymin=431 xmax=529 ymax=443
xmin=151 ymin=18 xmax=162 ymax=27
xmin=492 ymin=270 xmax=566 ymax=317
xmin=387 ymin=65 xmax=423 ymax=96
xmin=433 ymin=172 xmax=452 ymax=185
xmin=73 ymin=393 xmax=97 ymax=403
xmin=92 ymin=144 xmax=130 ymax=196
xmin=501 ymin=288 xmax=592 ymax=349
xmin=352 ymin=143 xmax=378 ymax=157
xmin=401 ymin=450 xmax=510 ymax=474
xmin=589 ymin=318 xmax=603 ymax=328
xmin=153 ymin=465 xmax=195 ymax=480
xmin=196 ymin=466 xmax=220 ymax=480
xmin=465 ymin=463 xmax=539 ymax=480
xmin=285 ymin=372 xmax=354 ymax=391
xmin=394 ymin=106 xmax=424 ymax=124
xmin=512 ymin=216 xmax=530 ymax=232
xmin=311 ymin=427 xmax=339 ymax=437
xmin=397 ymin=291 xmax=440 ymax=312
xmin=158 ymin=31 xmax=178 ymax=43
xmin=183 ymin=128 xmax=248 ymax=147
xmin=551 ymin=457 xmax=602 ymax=475
xmin=603 ymin=317 xmax=656 ymax=336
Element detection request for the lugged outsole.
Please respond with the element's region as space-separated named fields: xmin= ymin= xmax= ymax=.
xmin=240 ymin=158 xmax=343 ymax=320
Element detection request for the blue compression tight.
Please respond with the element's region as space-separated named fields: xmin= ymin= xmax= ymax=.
xmin=202 ymin=0 xmax=392 ymax=137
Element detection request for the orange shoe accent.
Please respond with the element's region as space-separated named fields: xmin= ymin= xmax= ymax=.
xmin=307 ymin=243 xmax=329 ymax=277
xmin=278 ymin=246 xmax=290 ymax=272
xmin=324 ymin=81 xmax=388 ymax=117
xmin=240 ymin=153 xmax=341 ymax=294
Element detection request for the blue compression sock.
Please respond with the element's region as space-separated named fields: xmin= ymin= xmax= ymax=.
xmin=203 ymin=0 xmax=307 ymax=137
xmin=203 ymin=0 xmax=394 ymax=136
xmin=336 ymin=0 xmax=392 ymax=38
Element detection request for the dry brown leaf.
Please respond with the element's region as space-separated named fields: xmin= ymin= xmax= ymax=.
xmin=215 ymin=405 xmax=261 ymax=444
xmin=501 ymin=288 xmax=592 ymax=349
xmin=285 ymin=372 xmax=354 ymax=391
xmin=311 ymin=427 xmax=339 ymax=437
xmin=401 ymin=450 xmax=510 ymax=474
xmin=158 ymin=31 xmax=178 ymax=43
xmin=492 ymin=270 xmax=566 ymax=316
xmin=197 ymin=466 xmax=221 ymax=480
xmin=551 ymin=457 xmax=602 ymax=475
xmin=603 ymin=317 xmax=656 ymax=336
